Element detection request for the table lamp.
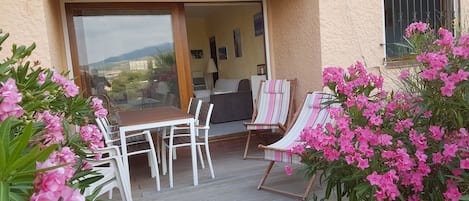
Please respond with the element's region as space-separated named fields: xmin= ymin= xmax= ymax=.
xmin=206 ymin=58 xmax=218 ymax=89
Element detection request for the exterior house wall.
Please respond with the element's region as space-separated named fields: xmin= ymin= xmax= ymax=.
xmin=266 ymin=0 xmax=322 ymax=106
xmin=461 ymin=0 xmax=469 ymax=31
xmin=318 ymin=1 xmax=389 ymax=90
xmin=2 ymin=0 xmax=467 ymax=106
xmin=0 ymin=0 xmax=66 ymax=72
xmin=319 ymin=1 xmax=384 ymax=69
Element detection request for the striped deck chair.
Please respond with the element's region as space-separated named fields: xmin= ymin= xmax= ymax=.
xmin=257 ymin=91 xmax=335 ymax=200
xmin=243 ymin=79 xmax=296 ymax=159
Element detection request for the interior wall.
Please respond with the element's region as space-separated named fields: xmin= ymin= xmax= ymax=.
xmin=266 ymin=0 xmax=322 ymax=106
xmin=186 ymin=18 xmax=210 ymax=75
xmin=204 ymin=4 xmax=265 ymax=80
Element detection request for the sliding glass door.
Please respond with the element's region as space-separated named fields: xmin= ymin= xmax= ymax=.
xmin=66 ymin=3 xmax=192 ymax=111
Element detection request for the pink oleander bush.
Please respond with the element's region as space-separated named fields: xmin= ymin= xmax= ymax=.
xmin=0 ymin=31 xmax=107 ymax=201
xmin=292 ymin=23 xmax=469 ymax=201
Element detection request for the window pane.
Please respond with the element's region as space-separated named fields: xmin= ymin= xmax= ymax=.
xmin=384 ymin=0 xmax=454 ymax=58
xmin=72 ymin=10 xmax=180 ymax=111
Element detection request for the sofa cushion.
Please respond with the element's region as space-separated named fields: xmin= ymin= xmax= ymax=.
xmin=214 ymin=79 xmax=240 ymax=93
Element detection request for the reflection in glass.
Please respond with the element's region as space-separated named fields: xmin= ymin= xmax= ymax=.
xmin=72 ymin=11 xmax=179 ymax=111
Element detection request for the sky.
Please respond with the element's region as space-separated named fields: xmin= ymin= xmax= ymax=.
xmin=75 ymin=14 xmax=173 ymax=65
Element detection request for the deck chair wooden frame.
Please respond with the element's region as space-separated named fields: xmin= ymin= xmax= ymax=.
xmin=257 ymin=91 xmax=335 ymax=200
xmin=243 ymin=79 xmax=297 ymax=159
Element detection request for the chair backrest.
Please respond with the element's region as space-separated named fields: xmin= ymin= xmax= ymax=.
xmin=249 ymin=79 xmax=296 ymax=130
xmin=84 ymin=146 xmax=130 ymax=201
xmin=187 ymin=98 xmax=203 ymax=123
xmin=95 ymin=118 xmax=113 ymax=146
xmin=197 ymin=102 xmax=214 ymax=128
xmin=264 ymin=91 xmax=335 ymax=164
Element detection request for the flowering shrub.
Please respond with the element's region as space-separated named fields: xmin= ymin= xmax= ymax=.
xmin=293 ymin=23 xmax=469 ymax=201
xmin=0 ymin=32 xmax=107 ymax=201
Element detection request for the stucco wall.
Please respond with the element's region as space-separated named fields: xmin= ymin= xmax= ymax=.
xmin=44 ymin=1 xmax=68 ymax=73
xmin=266 ymin=0 xmax=322 ymax=107
xmin=319 ymin=1 xmax=384 ymax=71
xmin=205 ymin=5 xmax=265 ymax=80
xmin=0 ymin=0 xmax=66 ymax=72
xmin=461 ymin=0 xmax=469 ymax=31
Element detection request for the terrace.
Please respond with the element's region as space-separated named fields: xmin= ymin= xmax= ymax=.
xmin=96 ymin=132 xmax=336 ymax=201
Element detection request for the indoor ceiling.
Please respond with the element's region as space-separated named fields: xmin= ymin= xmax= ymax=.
xmin=184 ymin=3 xmax=261 ymax=18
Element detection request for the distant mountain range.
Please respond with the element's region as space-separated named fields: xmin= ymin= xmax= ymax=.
xmin=90 ymin=42 xmax=174 ymax=67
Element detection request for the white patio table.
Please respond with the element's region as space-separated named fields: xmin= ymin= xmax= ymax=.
xmin=117 ymin=107 xmax=197 ymax=193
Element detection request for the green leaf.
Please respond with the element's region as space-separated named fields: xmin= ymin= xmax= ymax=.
xmin=460 ymin=195 xmax=469 ymax=201
xmin=9 ymin=175 xmax=33 ymax=184
xmin=7 ymin=144 xmax=57 ymax=174
xmin=353 ymin=183 xmax=371 ymax=197
xmin=9 ymin=191 xmax=27 ymax=201
xmin=0 ymin=118 xmax=12 ymax=178
xmin=0 ymin=181 xmax=9 ymax=201
xmin=0 ymin=32 xmax=9 ymax=47
xmin=9 ymin=122 xmax=34 ymax=162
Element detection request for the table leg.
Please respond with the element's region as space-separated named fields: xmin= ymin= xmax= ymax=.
xmin=119 ymin=129 xmax=133 ymax=199
xmin=190 ymin=119 xmax=198 ymax=186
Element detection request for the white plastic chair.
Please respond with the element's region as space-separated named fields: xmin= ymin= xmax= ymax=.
xmin=158 ymin=97 xmax=202 ymax=175
xmin=95 ymin=118 xmax=161 ymax=192
xmin=83 ymin=146 xmax=132 ymax=201
xmin=163 ymin=101 xmax=215 ymax=188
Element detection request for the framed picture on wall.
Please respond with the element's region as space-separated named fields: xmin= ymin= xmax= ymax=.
xmin=218 ymin=47 xmax=227 ymax=60
xmin=190 ymin=49 xmax=203 ymax=59
xmin=233 ymin=28 xmax=242 ymax=57
xmin=254 ymin=12 xmax=264 ymax=36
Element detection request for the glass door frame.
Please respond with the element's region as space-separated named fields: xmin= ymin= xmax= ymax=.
xmin=65 ymin=2 xmax=193 ymax=111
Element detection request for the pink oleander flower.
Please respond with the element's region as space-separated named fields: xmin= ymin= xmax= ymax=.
xmin=38 ymin=72 xmax=47 ymax=85
xmin=443 ymin=143 xmax=458 ymax=159
xmin=405 ymin=22 xmax=427 ymax=38
xmin=452 ymin=46 xmax=469 ymax=59
xmin=356 ymin=157 xmax=369 ymax=170
xmin=428 ymin=126 xmax=444 ymax=140
xmin=443 ymin=180 xmax=462 ymax=201
xmin=435 ymin=28 xmax=454 ymax=47
xmin=416 ymin=52 xmax=448 ymax=71
xmin=284 ymin=165 xmax=293 ymax=176
xmin=367 ymin=170 xmax=400 ymax=201
xmin=32 ymin=147 xmax=82 ymax=201
xmin=63 ymin=81 xmax=79 ymax=97
xmin=79 ymin=124 xmax=104 ymax=151
xmin=90 ymin=97 xmax=108 ymax=118
xmin=300 ymin=24 xmax=469 ymax=200
xmin=399 ymin=70 xmax=410 ymax=79
xmin=290 ymin=144 xmax=305 ymax=155
xmin=461 ymin=159 xmax=469 ymax=169
xmin=51 ymin=72 xmax=79 ymax=97
xmin=322 ymin=67 xmax=345 ymax=87
xmin=35 ymin=110 xmax=64 ymax=146
xmin=459 ymin=34 xmax=469 ymax=46
xmin=31 ymin=186 xmax=84 ymax=201
xmin=0 ymin=78 xmax=24 ymax=121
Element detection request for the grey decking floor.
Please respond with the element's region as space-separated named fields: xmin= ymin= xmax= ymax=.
xmin=97 ymin=133 xmax=334 ymax=201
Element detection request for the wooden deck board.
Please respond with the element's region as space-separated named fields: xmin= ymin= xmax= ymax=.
xmin=98 ymin=133 xmax=335 ymax=201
